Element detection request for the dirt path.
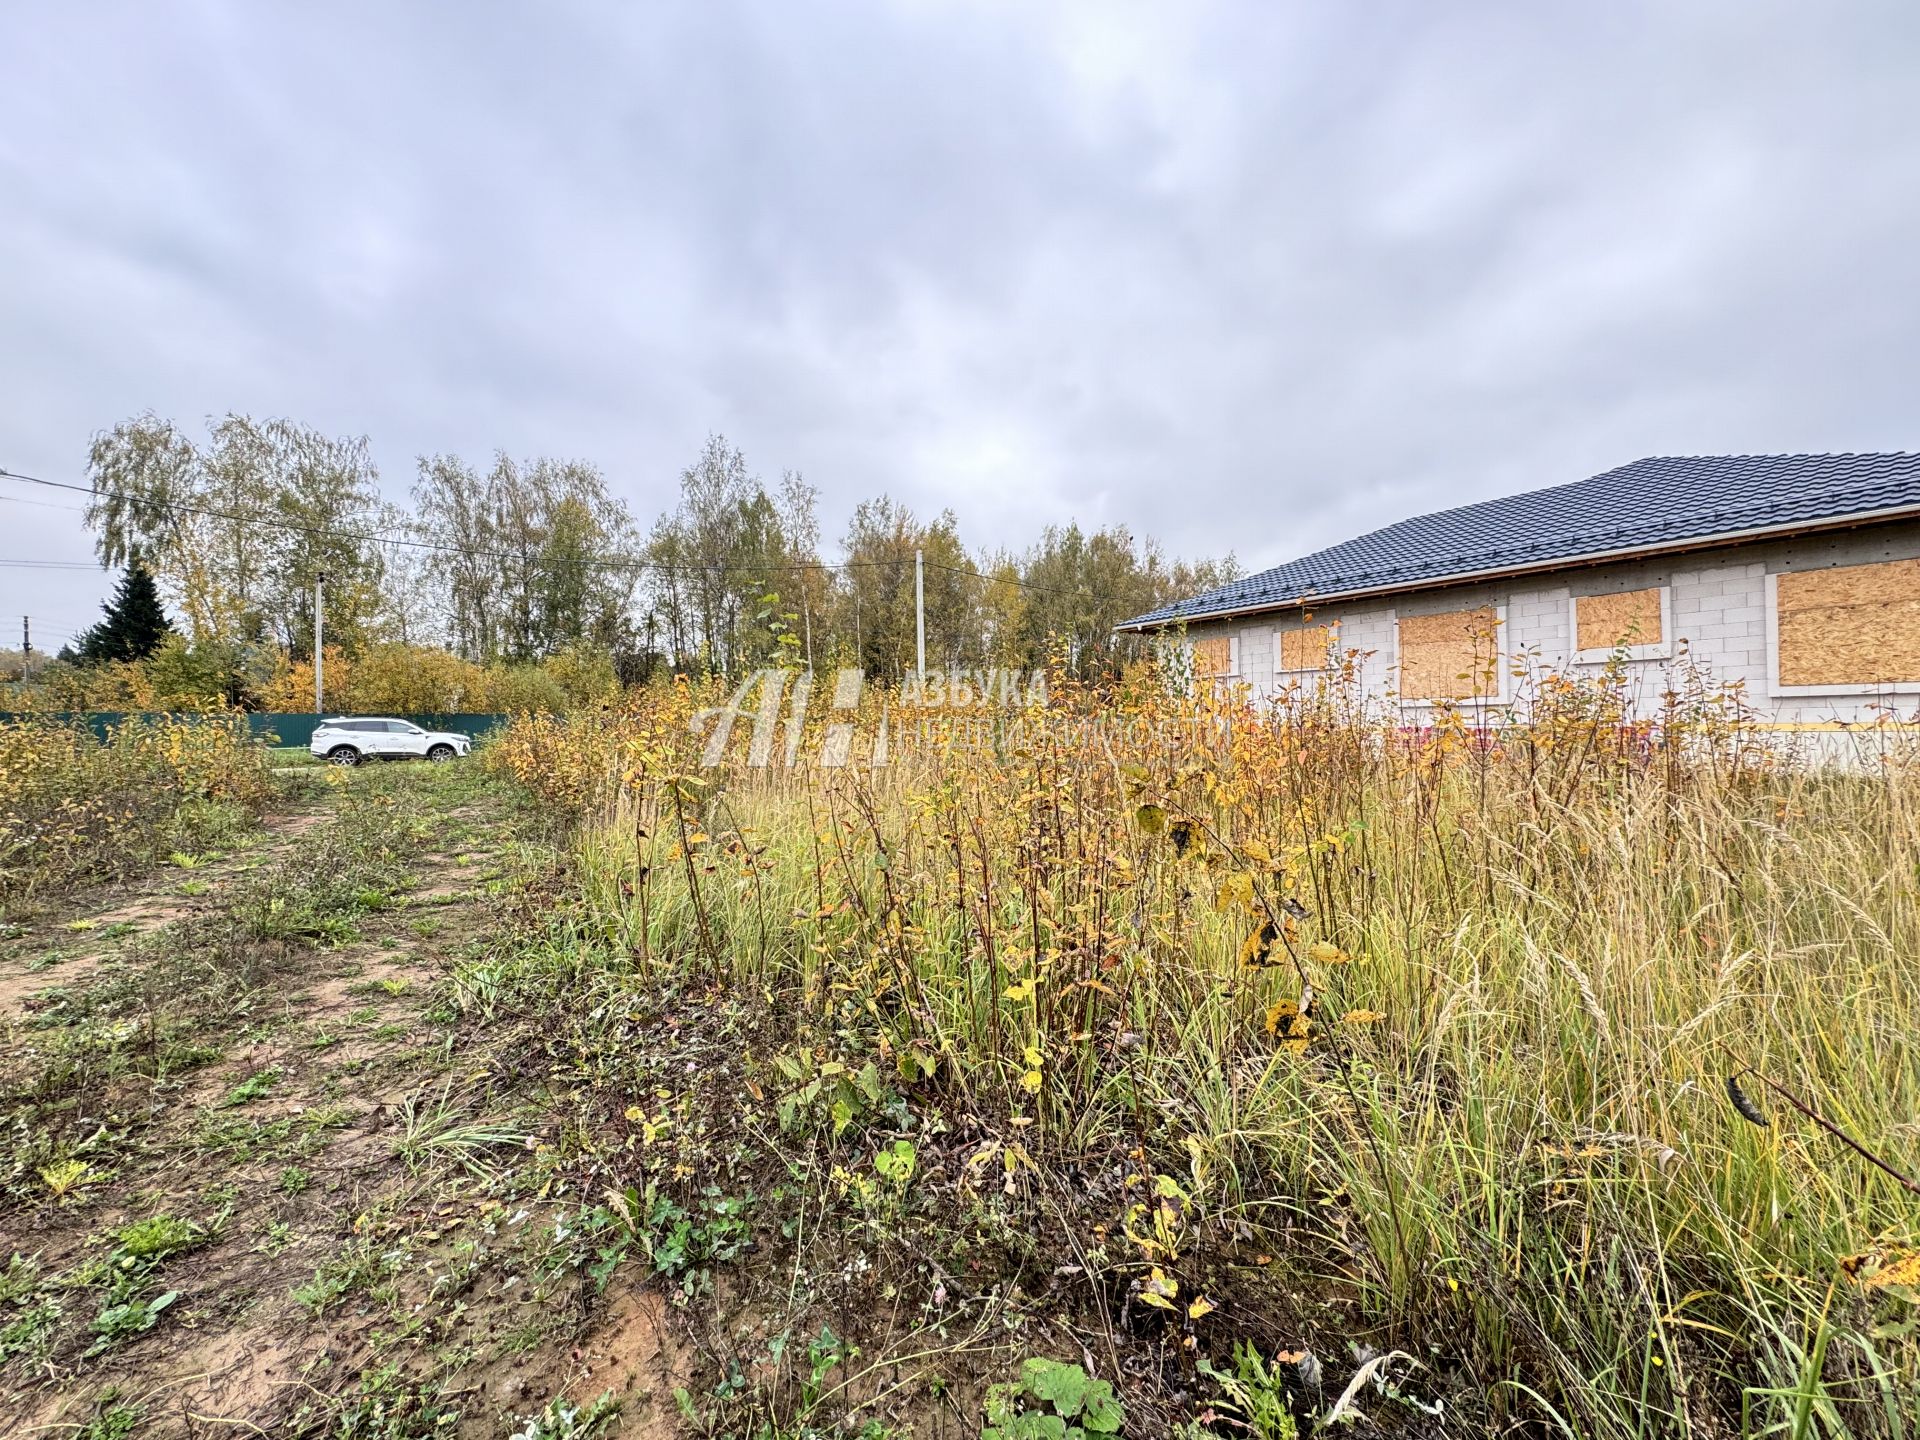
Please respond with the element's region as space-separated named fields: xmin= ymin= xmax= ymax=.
xmin=0 ymin=803 xmax=329 ymax=1024
xmin=0 ymin=765 xmax=688 ymax=1438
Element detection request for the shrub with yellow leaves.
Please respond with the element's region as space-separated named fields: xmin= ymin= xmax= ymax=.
xmin=0 ymin=714 xmax=272 ymax=911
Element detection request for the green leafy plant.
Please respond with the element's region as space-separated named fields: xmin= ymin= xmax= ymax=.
xmin=75 ymin=1391 xmax=143 ymax=1439
xmin=801 ymin=1324 xmax=854 ymax=1411
xmin=0 ymin=1253 xmax=42 ymax=1304
xmin=219 ymin=1065 xmax=283 ymax=1107
xmin=0 ymin=1298 xmax=61 ymax=1363
xmin=86 ymin=1289 xmax=178 ymax=1355
xmin=256 ymin=1221 xmax=296 ymax=1256
xmin=772 ymin=1052 xmax=901 ymax=1138
xmin=1196 ymin=1343 xmax=1299 ymax=1439
xmin=292 ymin=1235 xmax=400 ymax=1316
xmin=873 ymin=1138 xmax=917 ymax=1186
xmin=590 ymin=1183 xmax=755 ymax=1292
xmin=982 ymin=1359 xmax=1123 ymax=1439
xmin=114 ymin=1214 xmax=206 ymax=1263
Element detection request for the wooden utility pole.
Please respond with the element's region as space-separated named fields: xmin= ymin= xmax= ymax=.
xmin=915 ymin=548 xmax=925 ymax=682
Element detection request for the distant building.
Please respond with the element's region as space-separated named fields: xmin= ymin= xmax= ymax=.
xmin=1118 ymin=454 xmax=1920 ymax=729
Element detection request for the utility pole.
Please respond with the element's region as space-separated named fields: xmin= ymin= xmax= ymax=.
xmin=313 ymin=577 xmax=324 ymax=714
xmin=802 ymin=587 xmax=814 ymax=675
xmin=914 ymin=547 xmax=926 ymax=682
xmin=20 ymin=617 xmax=28 ymax=657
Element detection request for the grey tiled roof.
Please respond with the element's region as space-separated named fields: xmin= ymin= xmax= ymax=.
xmin=1120 ymin=452 xmax=1920 ymax=629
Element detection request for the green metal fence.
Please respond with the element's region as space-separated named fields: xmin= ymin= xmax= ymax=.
xmin=0 ymin=712 xmax=512 ymax=748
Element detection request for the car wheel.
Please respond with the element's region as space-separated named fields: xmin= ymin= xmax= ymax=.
xmin=427 ymin=744 xmax=456 ymax=763
xmin=327 ymin=745 xmax=362 ymax=767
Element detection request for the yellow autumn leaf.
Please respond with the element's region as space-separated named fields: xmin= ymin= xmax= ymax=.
xmin=1215 ymin=872 xmax=1254 ymax=913
xmin=1020 ymin=1070 xmax=1044 ymax=1094
xmin=1265 ymin=999 xmax=1312 ymax=1053
xmin=1342 ymin=1009 xmax=1385 ymax=1024
xmin=1862 ymin=1250 xmax=1920 ymax=1290
xmin=1308 ymin=940 xmax=1350 ymax=965
xmin=1004 ymin=979 xmax=1036 ymax=1003
xmin=1240 ymin=922 xmax=1278 ymax=966
xmin=1187 ymin=1295 xmax=1216 ymax=1320
xmin=1139 ymin=1266 xmax=1179 ymax=1309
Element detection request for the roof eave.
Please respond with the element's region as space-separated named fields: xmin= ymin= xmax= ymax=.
xmin=1114 ymin=501 xmax=1920 ymax=633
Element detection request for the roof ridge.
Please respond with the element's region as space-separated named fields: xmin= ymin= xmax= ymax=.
xmin=1122 ymin=451 xmax=1920 ymax=628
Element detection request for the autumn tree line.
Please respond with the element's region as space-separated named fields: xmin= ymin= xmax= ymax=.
xmin=5 ymin=413 xmax=1236 ymax=712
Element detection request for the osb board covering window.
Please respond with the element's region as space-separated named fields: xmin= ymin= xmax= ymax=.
xmin=1397 ymin=607 xmax=1500 ymax=701
xmin=1190 ymin=635 xmax=1233 ymax=678
xmin=1576 ymin=587 xmax=1663 ymax=652
xmin=1279 ymin=624 xmax=1335 ymax=672
xmin=1776 ymin=558 xmax=1920 ymax=687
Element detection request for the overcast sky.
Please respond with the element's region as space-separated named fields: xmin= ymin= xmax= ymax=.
xmin=4 ymin=1 xmax=1918 ymax=649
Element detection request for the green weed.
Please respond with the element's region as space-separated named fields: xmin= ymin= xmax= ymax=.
xmin=982 ymin=1359 xmax=1123 ymax=1439
xmin=219 ymin=1064 xmax=284 ymax=1107
xmin=85 ymin=1289 xmax=178 ymax=1356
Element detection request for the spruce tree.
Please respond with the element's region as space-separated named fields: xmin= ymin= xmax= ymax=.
xmin=76 ymin=562 xmax=172 ymax=664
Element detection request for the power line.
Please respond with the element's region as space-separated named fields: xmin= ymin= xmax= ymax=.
xmin=0 ymin=493 xmax=92 ymax=514
xmin=921 ymin=556 xmax=1084 ymax=600
xmin=0 ymin=465 xmax=656 ymax=574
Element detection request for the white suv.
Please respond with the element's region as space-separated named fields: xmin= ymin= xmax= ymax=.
xmin=310 ymin=717 xmax=473 ymax=767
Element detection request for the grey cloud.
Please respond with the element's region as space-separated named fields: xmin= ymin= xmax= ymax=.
xmin=3 ymin=0 xmax=1918 ymax=635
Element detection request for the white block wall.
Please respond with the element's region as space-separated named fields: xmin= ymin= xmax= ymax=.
xmin=1176 ymin=520 xmax=1920 ymax=729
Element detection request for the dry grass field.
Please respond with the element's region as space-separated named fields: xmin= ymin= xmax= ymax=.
xmin=3 ymin=669 xmax=1918 ymax=1439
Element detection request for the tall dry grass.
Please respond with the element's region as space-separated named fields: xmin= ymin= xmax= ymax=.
xmin=489 ymin=662 xmax=1920 ymax=1437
